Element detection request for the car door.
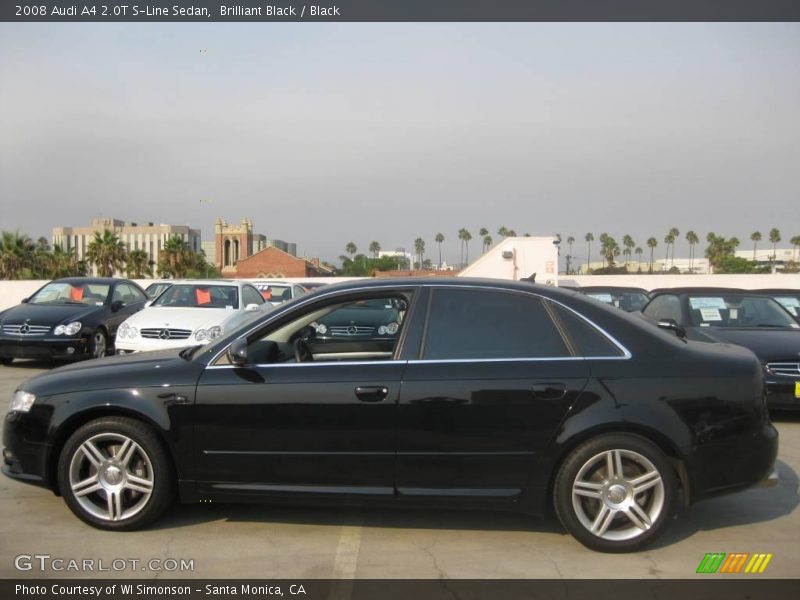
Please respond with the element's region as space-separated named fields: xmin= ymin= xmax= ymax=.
xmin=395 ymin=287 xmax=590 ymax=499
xmin=193 ymin=288 xmax=418 ymax=498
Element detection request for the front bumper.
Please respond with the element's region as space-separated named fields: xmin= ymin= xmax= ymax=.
xmin=116 ymin=337 xmax=203 ymax=353
xmin=2 ymin=411 xmax=51 ymax=489
xmin=765 ymin=377 xmax=800 ymax=409
xmin=0 ymin=336 xmax=89 ymax=360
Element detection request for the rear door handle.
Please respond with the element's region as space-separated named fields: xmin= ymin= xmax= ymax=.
xmin=355 ymin=386 xmax=389 ymax=402
xmin=532 ymin=383 xmax=567 ymax=400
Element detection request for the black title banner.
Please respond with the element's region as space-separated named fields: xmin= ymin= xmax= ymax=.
xmin=3 ymin=580 xmax=800 ymax=600
xmin=2 ymin=0 xmax=800 ymax=22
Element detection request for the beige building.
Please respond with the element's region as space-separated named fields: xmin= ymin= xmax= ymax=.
xmin=52 ymin=218 xmax=201 ymax=276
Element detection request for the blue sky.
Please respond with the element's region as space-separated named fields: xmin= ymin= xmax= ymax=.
xmin=1 ymin=23 xmax=798 ymax=264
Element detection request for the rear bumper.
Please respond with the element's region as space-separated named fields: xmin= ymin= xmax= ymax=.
xmin=0 ymin=337 xmax=89 ymax=360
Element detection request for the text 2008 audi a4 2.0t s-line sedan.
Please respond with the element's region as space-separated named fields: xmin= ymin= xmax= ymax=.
xmin=2 ymin=279 xmax=778 ymax=552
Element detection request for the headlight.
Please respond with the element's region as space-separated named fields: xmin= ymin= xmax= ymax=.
xmin=195 ymin=326 xmax=222 ymax=342
xmin=54 ymin=321 xmax=82 ymax=336
xmin=378 ymin=325 xmax=387 ymax=335
xmin=10 ymin=390 xmax=35 ymax=413
xmin=311 ymin=322 xmax=328 ymax=335
xmin=386 ymin=322 xmax=399 ymax=335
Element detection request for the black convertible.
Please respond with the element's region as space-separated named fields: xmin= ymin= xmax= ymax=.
xmin=642 ymin=287 xmax=800 ymax=409
xmin=0 ymin=277 xmax=148 ymax=363
xmin=3 ymin=278 xmax=777 ymax=552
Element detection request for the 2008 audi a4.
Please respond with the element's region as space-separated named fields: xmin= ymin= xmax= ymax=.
xmin=3 ymin=278 xmax=778 ymax=552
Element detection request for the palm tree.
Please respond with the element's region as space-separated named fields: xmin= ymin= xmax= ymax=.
xmin=479 ymin=227 xmax=489 ymax=253
xmin=668 ymin=228 xmax=680 ymax=266
xmin=368 ymin=241 xmax=381 ymax=258
xmin=86 ymin=229 xmax=127 ymax=277
xmin=461 ymin=229 xmax=473 ymax=265
xmin=497 ymin=226 xmax=510 ymax=238
xmin=622 ymin=235 xmax=634 ymax=269
xmin=634 ymin=246 xmax=643 ymax=271
xmin=158 ymin=236 xmax=196 ymax=278
xmin=791 ymin=235 xmax=800 ymax=262
xmin=435 ymin=233 xmax=445 ymax=268
xmin=345 ymin=242 xmax=357 ymax=259
xmin=686 ymin=230 xmax=699 ymax=272
xmin=414 ymin=238 xmax=425 ymax=270
xmin=483 ymin=234 xmax=493 ymax=256
xmin=599 ymin=233 xmax=609 ymax=268
xmin=0 ymin=230 xmax=36 ymax=279
xmin=646 ymin=237 xmax=658 ymax=273
xmin=584 ymin=232 xmax=594 ymax=273
xmin=750 ymin=231 xmax=762 ymax=261
xmin=769 ymin=228 xmax=781 ymax=264
xmin=126 ymin=249 xmax=152 ymax=278
xmin=566 ymin=236 xmax=575 ymax=274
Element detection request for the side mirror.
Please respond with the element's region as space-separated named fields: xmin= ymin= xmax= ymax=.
xmin=245 ymin=303 xmax=260 ymax=312
xmin=228 ymin=338 xmax=249 ymax=366
xmin=658 ymin=318 xmax=687 ymax=339
xmin=111 ymin=300 xmax=125 ymax=312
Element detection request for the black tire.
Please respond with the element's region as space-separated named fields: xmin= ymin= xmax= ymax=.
xmin=0 ymin=357 xmax=12 ymax=365
xmin=553 ymin=433 xmax=677 ymax=553
xmin=57 ymin=416 xmax=175 ymax=530
xmin=89 ymin=328 xmax=108 ymax=359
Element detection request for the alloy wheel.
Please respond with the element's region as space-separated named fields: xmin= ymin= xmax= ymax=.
xmin=571 ymin=448 xmax=665 ymax=541
xmin=68 ymin=432 xmax=154 ymax=522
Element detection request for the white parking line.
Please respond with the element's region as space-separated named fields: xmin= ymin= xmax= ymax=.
xmin=327 ymin=521 xmax=363 ymax=599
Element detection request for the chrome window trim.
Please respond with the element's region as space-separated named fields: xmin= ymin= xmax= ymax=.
xmin=206 ymin=281 xmax=633 ymax=367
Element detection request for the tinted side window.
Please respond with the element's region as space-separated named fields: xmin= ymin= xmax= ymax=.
xmin=643 ymin=295 xmax=682 ymax=322
xmin=549 ymin=302 xmax=624 ymax=357
xmin=423 ymin=289 xmax=569 ymax=360
xmin=124 ymin=283 xmax=147 ymax=303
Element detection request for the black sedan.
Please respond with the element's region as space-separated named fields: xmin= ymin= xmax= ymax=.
xmin=578 ymin=286 xmax=650 ymax=312
xmin=3 ymin=278 xmax=777 ymax=552
xmin=0 ymin=277 xmax=148 ymax=363
xmin=642 ymin=287 xmax=800 ymax=409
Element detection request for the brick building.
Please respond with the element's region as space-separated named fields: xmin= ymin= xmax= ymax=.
xmin=226 ymin=246 xmax=333 ymax=278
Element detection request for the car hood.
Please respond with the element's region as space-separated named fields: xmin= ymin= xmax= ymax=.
xmin=122 ymin=306 xmax=238 ymax=331
xmin=0 ymin=303 xmax=103 ymax=326
xmin=690 ymin=327 xmax=800 ymax=363
xmin=19 ymin=348 xmax=203 ymax=397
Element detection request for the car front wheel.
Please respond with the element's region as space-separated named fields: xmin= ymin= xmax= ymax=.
xmin=57 ymin=417 xmax=174 ymax=530
xmin=89 ymin=329 xmax=108 ymax=359
xmin=554 ymin=433 xmax=677 ymax=552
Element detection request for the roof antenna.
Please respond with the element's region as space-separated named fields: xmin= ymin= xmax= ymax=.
xmin=522 ymin=272 xmax=536 ymax=283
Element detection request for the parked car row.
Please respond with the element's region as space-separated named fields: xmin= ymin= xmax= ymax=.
xmin=574 ymin=284 xmax=800 ymax=410
xmin=0 ymin=277 xmax=329 ymax=362
xmin=2 ymin=277 xmax=778 ymax=553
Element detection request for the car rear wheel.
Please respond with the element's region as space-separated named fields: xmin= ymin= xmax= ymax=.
xmin=554 ymin=433 xmax=677 ymax=552
xmin=89 ymin=329 xmax=108 ymax=359
xmin=57 ymin=417 xmax=174 ymax=530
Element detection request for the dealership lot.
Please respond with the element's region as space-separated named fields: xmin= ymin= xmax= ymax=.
xmin=1 ymin=361 xmax=798 ymax=579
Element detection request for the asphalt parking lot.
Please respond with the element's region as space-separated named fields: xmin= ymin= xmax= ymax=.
xmin=1 ymin=360 xmax=798 ymax=580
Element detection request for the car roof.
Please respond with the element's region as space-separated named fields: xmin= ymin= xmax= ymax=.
xmin=648 ymin=287 xmax=750 ymax=296
xmin=579 ymin=286 xmax=649 ymax=294
xmin=54 ymin=277 xmax=126 ymax=285
xmin=160 ymin=279 xmax=243 ymax=286
xmin=752 ymin=288 xmax=800 ymax=295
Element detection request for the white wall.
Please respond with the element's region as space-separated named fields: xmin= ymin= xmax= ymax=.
xmin=563 ymin=274 xmax=800 ymax=291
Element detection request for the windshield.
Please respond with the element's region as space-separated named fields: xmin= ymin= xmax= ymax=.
xmin=152 ymin=284 xmax=239 ymax=309
xmin=770 ymin=295 xmax=800 ymax=318
xmin=687 ymin=295 xmax=799 ymax=328
xmin=145 ymin=282 xmax=172 ymax=299
xmin=28 ymin=282 xmax=110 ymax=306
xmin=585 ymin=291 xmax=649 ymax=312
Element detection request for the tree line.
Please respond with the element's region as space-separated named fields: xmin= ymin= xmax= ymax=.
xmin=340 ymin=227 xmax=800 ymax=276
xmin=0 ymin=229 xmax=217 ymax=280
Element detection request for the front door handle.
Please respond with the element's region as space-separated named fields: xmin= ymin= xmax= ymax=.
xmin=355 ymin=386 xmax=389 ymax=402
xmin=532 ymin=383 xmax=567 ymax=400
xmin=158 ymin=392 xmax=190 ymax=405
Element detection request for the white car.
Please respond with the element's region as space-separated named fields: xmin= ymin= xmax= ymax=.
xmin=251 ymin=281 xmax=311 ymax=306
xmin=116 ymin=280 xmax=270 ymax=353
